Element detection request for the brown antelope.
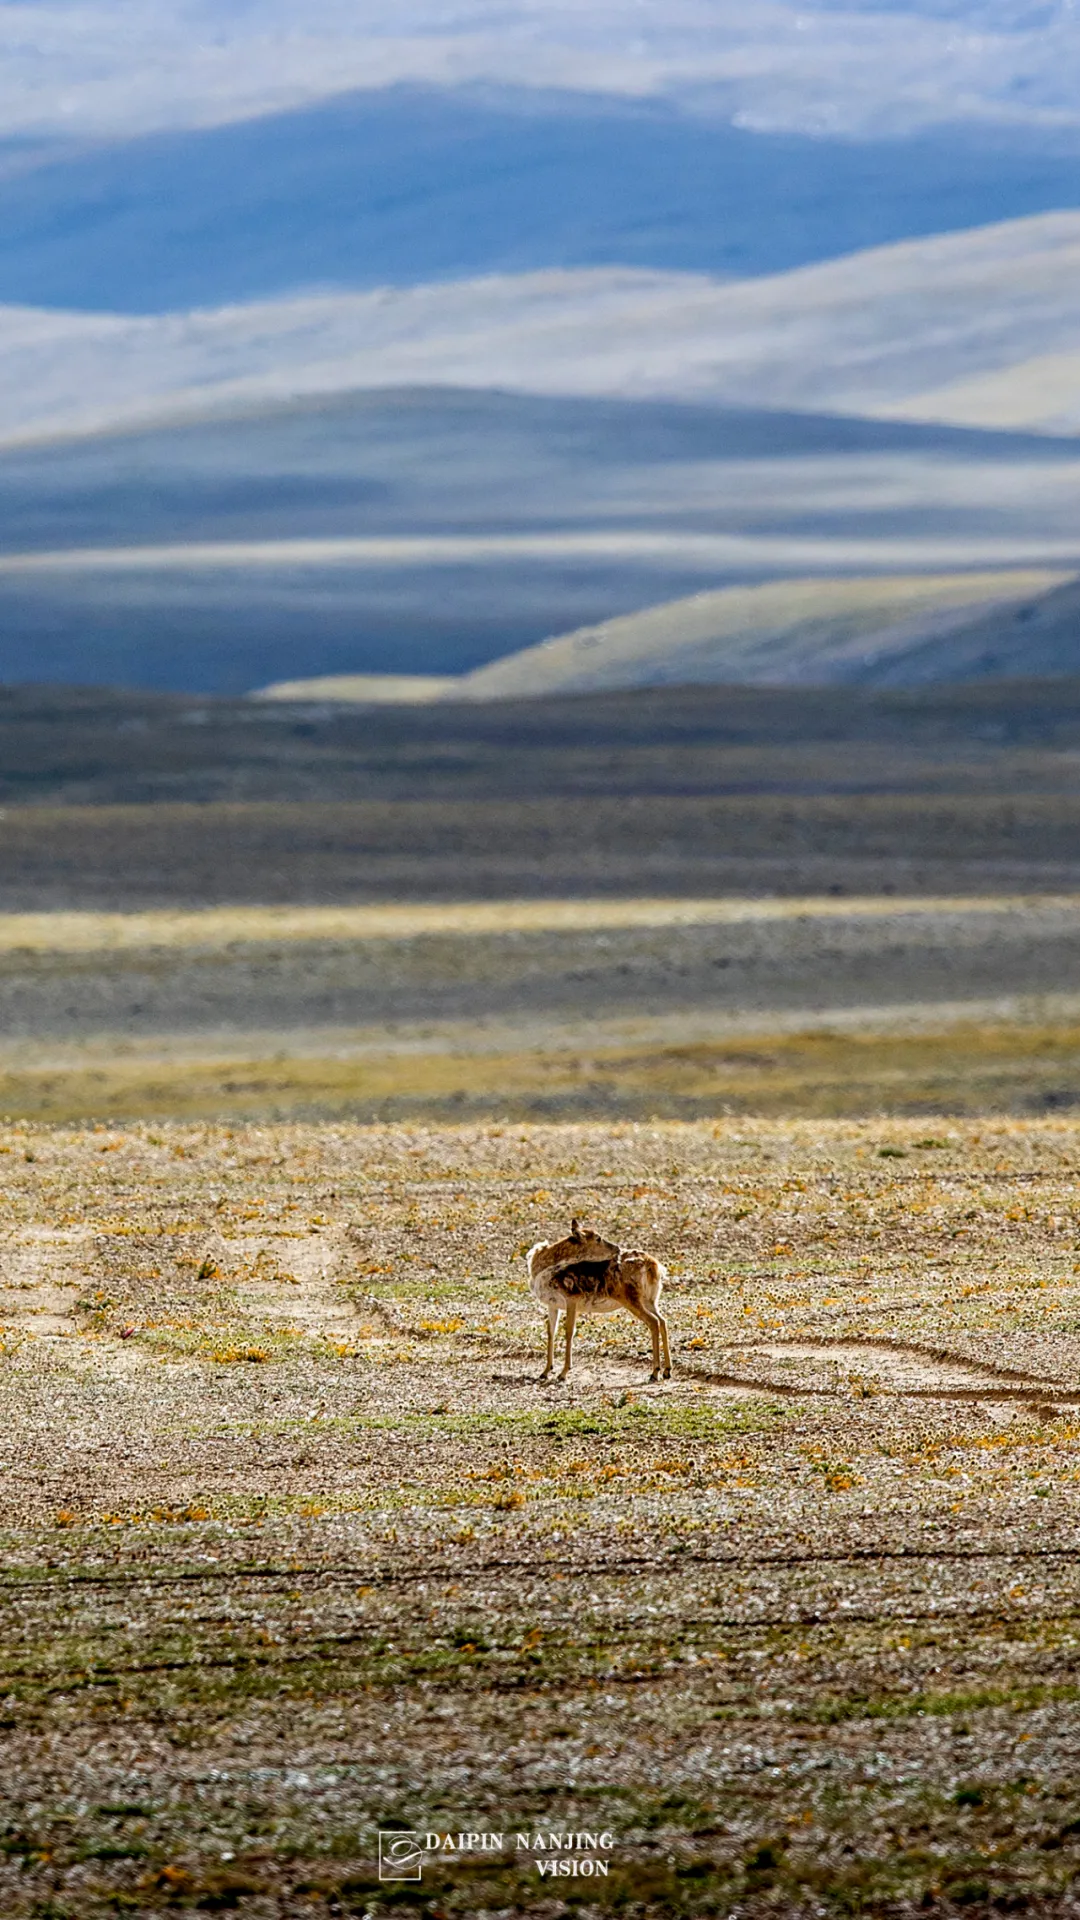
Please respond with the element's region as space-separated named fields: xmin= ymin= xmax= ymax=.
xmin=526 ymin=1217 xmax=672 ymax=1383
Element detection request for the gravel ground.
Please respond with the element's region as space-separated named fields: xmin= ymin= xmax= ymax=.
xmin=2 ymin=1118 xmax=1080 ymax=1915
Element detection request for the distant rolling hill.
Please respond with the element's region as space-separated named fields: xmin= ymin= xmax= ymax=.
xmin=4 ymin=214 xmax=1080 ymax=691
xmin=457 ymin=573 xmax=1080 ymax=696
xmin=256 ymin=571 xmax=1079 ymax=702
xmin=2 ymin=389 xmax=1080 ymax=691
xmin=3 ymin=87 xmax=1080 ymax=314
xmin=6 ymin=386 xmax=1079 ymax=556
xmin=854 ymin=573 xmax=1080 ymax=688
xmin=4 ymin=214 xmax=1080 ymax=448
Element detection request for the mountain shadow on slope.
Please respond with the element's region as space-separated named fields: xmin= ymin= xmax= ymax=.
xmin=4 ymin=86 xmax=1080 ymax=311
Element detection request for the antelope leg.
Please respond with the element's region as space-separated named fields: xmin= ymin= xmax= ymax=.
xmin=658 ymin=1310 xmax=672 ymax=1379
xmin=647 ymin=1311 xmax=661 ymax=1381
xmin=625 ymin=1302 xmax=664 ymax=1381
xmin=559 ymin=1299 xmax=578 ymax=1379
xmin=540 ymin=1307 xmax=558 ymax=1380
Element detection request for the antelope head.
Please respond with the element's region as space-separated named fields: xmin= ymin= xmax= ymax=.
xmin=554 ymin=1217 xmax=621 ymax=1266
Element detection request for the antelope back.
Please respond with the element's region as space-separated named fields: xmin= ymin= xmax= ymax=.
xmin=528 ymin=1217 xmax=620 ymax=1279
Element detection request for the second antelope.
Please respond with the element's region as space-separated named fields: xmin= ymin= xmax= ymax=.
xmin=527 ymin=1217 xmax=672 ymax=1382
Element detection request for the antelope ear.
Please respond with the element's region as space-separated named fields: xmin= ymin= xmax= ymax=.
xmin=570 ymin=1217 xmax=583 ymax=1240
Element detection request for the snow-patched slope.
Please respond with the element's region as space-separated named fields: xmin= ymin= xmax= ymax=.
xmin=1 ymin=1 xmax=1079 ymax=141
xmin=3 ymin=212 xmax=1080 ymax=447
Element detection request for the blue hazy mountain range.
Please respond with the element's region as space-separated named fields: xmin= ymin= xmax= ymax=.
xmin=1 ymin=388 xmax=1078 ymax=692
xmin=4 ymin=85 xmax=1080 ymax=313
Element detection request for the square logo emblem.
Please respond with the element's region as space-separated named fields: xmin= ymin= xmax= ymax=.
xmin=378 ymin=1831 xmax=425 ymax=1881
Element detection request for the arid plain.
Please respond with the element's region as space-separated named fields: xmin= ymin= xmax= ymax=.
xmin=5 ymin=1120 xmax=1080 ymax=1917
xmin=5 ymin=684 xmax=1080 ymax=1916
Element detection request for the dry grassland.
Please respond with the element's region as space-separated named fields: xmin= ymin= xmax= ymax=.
xmin=2 ymin=895 xmax=1080 ymax=1127
xmin=9 ymin=1014 xmax=1080 ymax=1127
xmin=3 ymin=1117 xmax=1080 ymax=1916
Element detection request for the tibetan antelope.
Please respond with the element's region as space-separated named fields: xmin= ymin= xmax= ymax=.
xmin=526 ymin=1217 xmax=672 ymax=1383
